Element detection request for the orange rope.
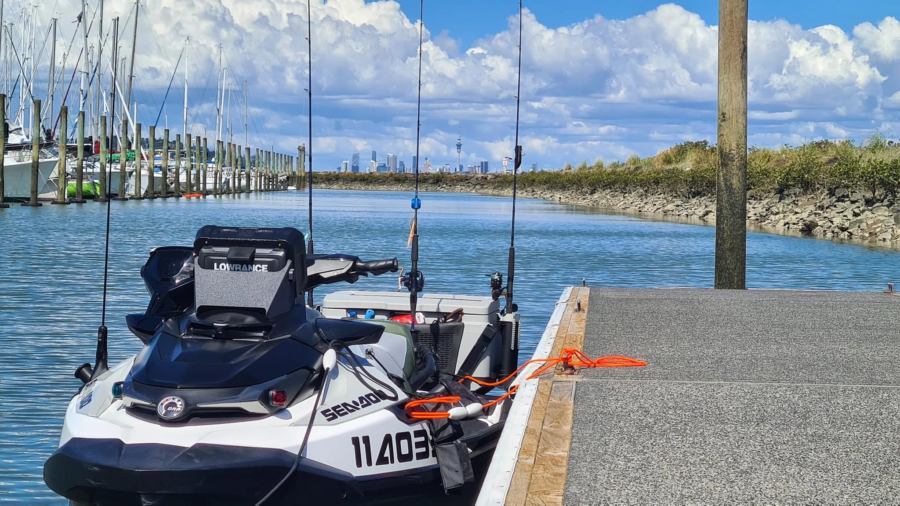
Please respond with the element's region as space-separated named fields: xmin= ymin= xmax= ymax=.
xmin=404 ymin=348 xmax=646 ymax=418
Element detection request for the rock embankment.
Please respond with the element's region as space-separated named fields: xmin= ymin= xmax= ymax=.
xmin=316 ymin=178 xmax=900 ymax=248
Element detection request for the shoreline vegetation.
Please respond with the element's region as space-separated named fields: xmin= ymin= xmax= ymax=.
xmin=313 ymin=136 xmax=900 ymax=250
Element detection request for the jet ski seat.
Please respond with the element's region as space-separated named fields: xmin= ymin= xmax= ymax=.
xmin=351 ymin=320 xmax=416 ymax=380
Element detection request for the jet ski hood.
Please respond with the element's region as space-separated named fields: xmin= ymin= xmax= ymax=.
xmin=129 ymin=329 xmax=322 ymax=388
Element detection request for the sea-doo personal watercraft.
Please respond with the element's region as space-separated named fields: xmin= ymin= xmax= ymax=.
xmin=44 ymin=225 xmax=521 ymax=505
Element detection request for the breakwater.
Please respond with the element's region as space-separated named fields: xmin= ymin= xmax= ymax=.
xmin=313 ymin=173 xmax=900 ymax=249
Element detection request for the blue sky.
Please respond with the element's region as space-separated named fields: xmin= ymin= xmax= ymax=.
xmin=26 ymin=0 xmax=900 ymax=172
xmin=394 ymin=0 xmax=900 ymax=48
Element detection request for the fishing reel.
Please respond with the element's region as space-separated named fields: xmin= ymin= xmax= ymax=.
xmin=398 ymin=267 xmax=425 ymax=293
xmin=488 ymin=272 xmax=504 ymax=301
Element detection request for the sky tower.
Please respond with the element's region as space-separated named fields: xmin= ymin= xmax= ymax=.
xmin=456 ymin=130 xmax=462 ymax=173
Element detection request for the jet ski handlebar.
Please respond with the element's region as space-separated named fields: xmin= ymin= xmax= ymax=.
xmin=354 ymin=258 xmax=399 ymax=275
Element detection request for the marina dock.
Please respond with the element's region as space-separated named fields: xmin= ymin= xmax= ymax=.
xmin=478 ymin=286 xmax=900 ymax=504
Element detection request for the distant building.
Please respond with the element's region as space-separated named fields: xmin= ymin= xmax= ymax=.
xmin=480 ymin=160 xmax=489 ymax=173
xmin=412 ymin=156 xmax=417 ymax=172
xmin=531 ymin=162 xmax=538 ymax=172
xmin=341 ymin=161 xmax=349 ymax=173
xmin=467 ymin=164 xmax=479 ymax=174
xmin=351 ymin=152 xmax=360 ymax=173
xmin=423 ymin=158 xmax=432 ymax=173
xmin=376 ymin=162 xmax=388 ymax=173
xmin=387 ymin=153 xmax=397 ymax=173
xmin=368 ymin=160 xmax=377 ymax=173
xmin=399 ymin=160 xmax=406 ymax=173
xmin=371 ymin=150 xmax=377 ymax=162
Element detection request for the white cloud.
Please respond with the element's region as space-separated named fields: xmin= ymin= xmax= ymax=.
xmin=23 ymin=1 xmax=900 ymax=169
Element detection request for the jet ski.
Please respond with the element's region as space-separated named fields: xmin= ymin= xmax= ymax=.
xmin=44 ymin=225 xmax=521 ymax=505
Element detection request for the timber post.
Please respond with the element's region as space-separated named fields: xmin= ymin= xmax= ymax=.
xmin=147 ymin=126 xmax=156 ymax=198
xmin=133 ymin=123 xmax=142 ymax=199
xmin=23 ymin=99 xmax=42 ymax=207
xmin=97 ymin=115 xmax=108 ymax=202
xmin=73 ymin=110 xmax=86 ymax=203
xmin=0 ymin=95 xmax=8 ymax=209
xmin=715 ymin=0 xmax=748 ymax=290
xmin=52 ymin=106 xmax=70 ymax=204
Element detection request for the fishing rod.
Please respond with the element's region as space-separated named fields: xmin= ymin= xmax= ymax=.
xmin=77 ymin=17 xmax=119 ymax=384
xmin=505 ymin=0 xmax=524 ymax=315
xmin=306 ymin=0 xmax=315 ymax=307
xmin=408 ymin=0 xmax=424 ymax=333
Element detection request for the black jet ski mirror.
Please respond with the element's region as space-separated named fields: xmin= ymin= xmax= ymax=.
xmin=315 ymin=318 xmax=384 ymax=347
xmin=306 ymin=254 xmax=399 ymax=292
xmin=125 ymin=314 xmax=164 ymax=344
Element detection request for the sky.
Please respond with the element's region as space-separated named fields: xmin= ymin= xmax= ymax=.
xmin=18 ymin=0 xmax=900 ymax=171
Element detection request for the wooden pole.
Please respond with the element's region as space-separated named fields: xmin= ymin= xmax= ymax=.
xmin=245 ymin=145 xmax=251 ymax=193
xmin=147 ymin=126 xmax=156 ymax=198
xmin=215 ymin=140 xmax=222 ymax=196
xmin=52 ymin=105 xmax=69 ymax=204
xmin=133 ymin=123 xmax=142 ymax=199
xmin=0 ymin=94 xmax=8 ymax=209
xmin=97 ymin=115 xmax=108 ymax=202
xmin=185 ymin=133 xmax=192 ymax=194
xmin=715 ymin=0 xmax=748 ymax=290
xmin=23 ymin=99 xmax=41 ymax=207
xmin=194 ymin=138 xmax=201 ymax=192
xmin=114 ymin=116 xmax=128 ymax=200
xmin=73 ymin=110 xmax=86 ymax=203
xmin=202 ymin=137 xmax=208 ymax=195
xmin=162 ymin=128 xmax=170 ymax=197
xmin=173 ymin=133 xmax=182 ymax=197
xmin=254 ymin=148 xmax=259 ymax=192
xmin=236 ymin=144 xmax=242 ymax=194
xmin=299 ymin=144 xmax=305 ymax=190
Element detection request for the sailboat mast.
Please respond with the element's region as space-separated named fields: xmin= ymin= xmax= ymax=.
xmin=182 ymin=36 xmax=189 ymax=139
xmin=125 ymin=0 xmax=138 ymax=147
xmin=47 ymin=18 xmax=56 ymax=137
xmin=243 ymin=79 xmax=247 ymax=148
xmin=80 ymin=0 xmax=87 ymax=114
xmin=214 ymin=45 xmax=221 ymax=148
xmin=96 ymin=0 xmax=103 ymax=141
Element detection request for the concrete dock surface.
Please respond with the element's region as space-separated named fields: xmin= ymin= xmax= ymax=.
xmin=480 ymin=287 xmax=900 ymax=505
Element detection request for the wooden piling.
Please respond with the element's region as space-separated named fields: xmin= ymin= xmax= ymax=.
xmin=202 ymin=137 xmax=208 ymax=196
xmin=73 ymin=110 xmax=86 ymax=203
xmin=0 ymin=94 xmax=8 ymax=209
xmin=185 ymin=133 xmax=193 ymax=195
xmin=194 ymin=138 xmax=201 ymax=192
xmin=52 ymin=106 xmax=69 ymax=204
xmin=97 ymin=115 xmax=109 ymax=202
xmin=231 ymin=144 xmax=241 ymax=197
xmin=173 ymin=134 xmax=182 ymax=197
xmin=254 ymin=148 xmax=259 ymax=192
xmin=236 ymin=144 xmax=242 ymax=194
xmin=215 ymin=140 xmax=222 ymax=196
xmin=133 ymin=123 xmax=142 ymax=199
xmin=715 ymin=0 xmax=748 ymax=290
xmin=299 ymin=144 xmax=305 ymax=190
xmin=245 ymin=145 xmax=251 ymax=193
xmin=23 ymin=99 xmax=42 ymax=207
xmin=162 ymin=129 xmax=170 ymax=198
xmin=114 ymin=117 xmax=128 ymax=200
xmin=147 ymin=126 xmax=156 ymax=198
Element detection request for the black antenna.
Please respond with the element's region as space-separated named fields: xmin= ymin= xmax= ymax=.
xmin=93 ymin=17 xmax=120 ymax=380
xmin=306 ymin=0 xmax=315 ymax=307
xmin=409 ymin=0 xmax=424 ymax=332
xmin=505 ymin=0 xmax=523 ymax=315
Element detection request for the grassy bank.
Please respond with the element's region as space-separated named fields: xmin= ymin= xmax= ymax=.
xmin=314 ymin=135 xmax=900 ymax=199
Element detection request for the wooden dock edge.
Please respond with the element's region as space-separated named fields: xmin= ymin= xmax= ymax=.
xmin=476 ymin=286 xmax=585 ymax=506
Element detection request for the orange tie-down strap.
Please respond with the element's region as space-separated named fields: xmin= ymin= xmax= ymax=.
xmin=404 ymin=349 xmax=646 ymax=419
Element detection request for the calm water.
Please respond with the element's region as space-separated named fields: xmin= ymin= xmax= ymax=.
xmin=1 ymin=189 xmax=898 ymax=502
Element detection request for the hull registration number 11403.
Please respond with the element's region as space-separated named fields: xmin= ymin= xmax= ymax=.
xmin=350 ymin=430 xmax=435 ymax=468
